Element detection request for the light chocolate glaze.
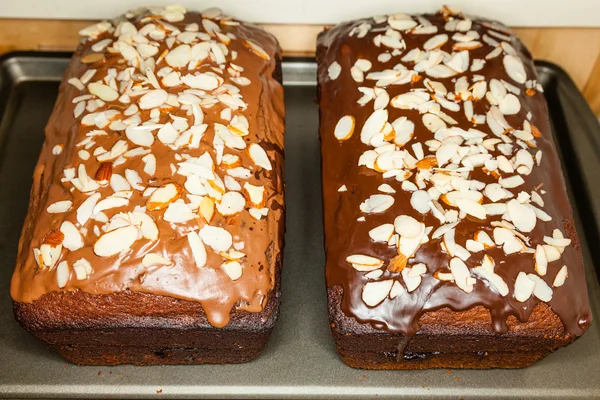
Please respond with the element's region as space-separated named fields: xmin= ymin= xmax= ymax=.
xmin=11 ymin=9 xmax=285 ymax=328
xmin=318 ymin=11 xmax=591 ymax=338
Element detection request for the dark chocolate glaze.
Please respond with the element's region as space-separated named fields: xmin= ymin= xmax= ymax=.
xmin=317 ymin=11 xmax=591 ymax=338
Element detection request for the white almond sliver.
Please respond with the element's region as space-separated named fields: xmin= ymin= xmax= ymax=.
xmin=164 ymin=201 xmax=195 ymax=223
xmin=216 ymin=191 xmax=246 ymax=216
xmin=394 ymin=215 xmax=422 ymax=238
xmin=349 ymin=256 xmax=383 ymax=272
xmin=132 ymin=212 xmax=159 ymax=241
xmin=88 ymin=82 xmax=119 ymax=102
xmin=450 ymin=257 xmax=474 ymax=293
xmin=503 ymin=55 xmax=527 ymax=84
xmin=56 ymin=261 xmax=70 ymax=288
xmin=73 ymin=258 xmax=91 ymax=280
xmin=334 ymin=115 xmax=355 ymax=141
xmin=388 ymin=13 xmax=417 ymax=31
xmin=527 ymin=274 xmax=553 ymax=302
xmin=47 ymin=200 xmax=72 ymax=214
xmin=360 ymin=109 xmax=388 ymax=145
xmin=553 ymin=265 xmax=568 ymax=287
xmin=389 ymin=280 xmax=405 ymax=299
xmin=359 ymin=194 xmax=394 ymax=214
xmin=60 ymin=221 xmax=84 ymax=251
xmin=243 ymin=39 xmax=270 ymax=60
xmin=457 ymin=198 xmax=486 ymax=220
xmin=514 ymin=271 xmax=535 ymax=302
xmin=499 ymin=93 xmax=521 ymax=115
xmin=362 ymin=279 xmax=394 ymax=307
xmin=187 ymin=231 xmax=207 ymax=268
xmin=166 ymin=44 xmax=191 ymax=68
xmin=368 ymin=224 xmax=394 ymax=243
xmin=222 ymin=260 xmax=243 ymax=281
xmin=249 ymin=143 xmax=272 ymax=170
xmin=142 ymin=253 xmax=173 ymax=268
xmin=507 ymin=199 xmax=537 ymax=233
xmin=199 ymin=225 xmax=233 ymax=252
xmin=94 ymin=225 xmax=138 ymax=257
xmin=534 ymin=244 xmax=548 ymax=276
xmin=142 ymin=154 xmax=157 ymax=176
xmin=139 ymin=89 xmax=168 ymax=109
xmin=76 ymin=192 xmax=101 ymax=226
xmin=411 ymin=190 xmax=431 ymax=214
xmin=328 ymin=61 xmax=342 ymax=80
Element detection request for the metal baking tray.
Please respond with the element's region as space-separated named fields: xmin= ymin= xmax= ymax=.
xmin=1 ymin=52 xmax=600 ymax=399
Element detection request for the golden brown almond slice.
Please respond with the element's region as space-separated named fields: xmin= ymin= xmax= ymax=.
xmin=199 ymin=196 xmax=215 ymax=223
xmin=146 ymin=183 xmax=184 ymax=211
xmin=95 ymin=162 xmax=113 ymax=182
xmin=43 ymin=229 xmax=65 ymax=246
xmin=243 ymin=39 xmax=270 ymax=60
xmin=415 ymin=156 xmax=437 ymax=170
xmin=387 ymin=254 xmax=408 ymax=273
xmin=81 ymin=52 xmax=105 ymax=64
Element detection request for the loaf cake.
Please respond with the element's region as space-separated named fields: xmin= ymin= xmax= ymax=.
xmin=10 ymin=6 xmax=285 ymax=365
xmin=317 ymin=6 xmax=591 ymax=369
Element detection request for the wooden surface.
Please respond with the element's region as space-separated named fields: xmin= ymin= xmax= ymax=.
xmin=0 ymin=19 xmax=599 ymax=114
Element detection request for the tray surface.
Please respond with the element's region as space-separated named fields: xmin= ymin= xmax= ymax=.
xmin=1 ymin=53 xmax=600 ymax=399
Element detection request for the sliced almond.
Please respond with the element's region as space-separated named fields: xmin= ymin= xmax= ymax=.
xmin=56 ymin=261 xmax=70 ymax=288
xmin=553 ymin=265 xmax=568 ymax=287
xmin=47 ymin=200 xmax=72 ymax=214
xmin=147 ymin=183 xmax=183 ymax=211
xmin=249 ymin=143 xmax=272 ymax=170
xmin=60 ymin=221 xmax=84 ymax=251
xmin=503 ymin=55 xmax=527 ymax=84
xmin=166 ymin=44 xmax=191 ymax=68
xmin=394 ymin=215 xmax=422 ymax=238
xmin=88 ymin=82 xmax=118 ymax=102
xmin=142 ymin=253 xmax=173 ymax=268
xmin=387 ymin=254 xmax=408 ymax=273
xmin=507 ymin=199 xmax=536 ymax=233
xmin=328 ymin=61 xmax=342 ymax=80
xmin=347 ymin=254 xmax=384 ymax=271
xmin=360 ymin=109 xmax=388 ymax=145
xmin=94 ymin=225 xmax=138 ymax=257
xmin=527 ymin=274 xmax=553 ymax=302
xmin=450 ymin=257 xmax=474 ymax=293
xmin=368 ymin=224 xmax=394 ymax=243
xmin=221 ymin=260 xmax=243 ymax=280
xmin=216 ymin=191 xmax=246 ymax=216
xmin=359 ymin=194 xmax=394 ymax=214
xmin=199 ymin=225 xmax=232 ymax=252
xmin=334 ymin=115 xmax=355 ymax=141
xmin=199 ymin=196 xmax=215 ymax=222
xmin=187 ymin=230 xmax=207 ymax=268
xmin=243 ymin=39 xmax=270 ymax=60
xmin=362 ymin=280 xmax=394 ymax=307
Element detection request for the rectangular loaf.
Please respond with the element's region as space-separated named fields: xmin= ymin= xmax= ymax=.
xmin=317 ymin=6 xmax=591 ymax=369
xmin=10 ymin=6 xmax=285 ymax=365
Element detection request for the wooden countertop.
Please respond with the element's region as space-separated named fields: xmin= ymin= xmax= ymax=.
xmin=0 ymin=19 xmax=599 ymax=114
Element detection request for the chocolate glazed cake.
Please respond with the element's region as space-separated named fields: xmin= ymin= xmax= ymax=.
xmin=10 ymin=6 xmax=285 ymax=365
xmin=317 ymin=6 xmax=592 ymax=369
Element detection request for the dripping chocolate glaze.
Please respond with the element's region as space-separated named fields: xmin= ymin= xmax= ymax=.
xmin=317 ymin=12 xmax=591 ymax=338
xmin=10 ymin=10 xmax=285 ymax=328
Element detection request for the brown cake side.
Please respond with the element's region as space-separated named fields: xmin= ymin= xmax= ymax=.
xmin=317 ymin=7 xmax=591 ymax=369
xmin=11 ymin=6 xmax=285 ymax=365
